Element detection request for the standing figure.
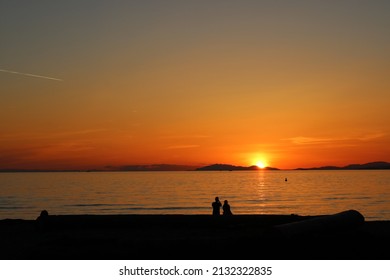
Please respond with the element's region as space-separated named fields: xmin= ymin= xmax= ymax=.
xmin=212 ymin=196 xmax=222 ymax=215
xmin=223 ymin=200 xmax=233 ymax=215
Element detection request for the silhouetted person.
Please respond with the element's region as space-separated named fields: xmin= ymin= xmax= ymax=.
xmin=212 ymin=196 xmax=222 ymax=215
xmin=37 ymin=209 xmax=49 ymax=220
xmin=223 ymin=200 xmax=233 ymax=215
xmin=36 ymin=210 xmax=49 ymax=231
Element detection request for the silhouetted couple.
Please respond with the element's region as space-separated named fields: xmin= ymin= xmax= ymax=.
xmin=212 ymin=197 xmax=233 ymax=216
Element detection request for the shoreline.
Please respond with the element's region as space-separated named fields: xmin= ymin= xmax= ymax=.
xmin=1 ymin=212 xmax=390 ymax=260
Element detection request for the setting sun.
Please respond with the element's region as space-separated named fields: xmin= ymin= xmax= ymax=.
xmin=255 ymin=161 xmax=267 ymax=169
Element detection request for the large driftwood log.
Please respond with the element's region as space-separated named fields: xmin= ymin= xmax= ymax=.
xmin=267 ymin=209 xmax=365 ymax=238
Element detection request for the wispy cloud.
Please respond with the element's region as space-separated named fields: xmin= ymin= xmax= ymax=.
xmin=357 ymin=133 xmax=386 ymax=141
xmin=164 ymin=145 xmax=200 ymax=150
xmin=0 ymin=68 xmax=63 ymax=81
xmin=51 ymin=129 xmax=107 ymax=137
xmin=285 ymin=132 xmax=386 ymax=145
xmin=285 ymin=137 xmax=338 ymax=145
xmin=159 ymin=135 xmax=211 ymax=140
xmin=38 ymin=142 xmax=96 ymax=154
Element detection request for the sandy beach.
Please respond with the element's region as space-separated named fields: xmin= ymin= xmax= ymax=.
xmin=1 ymin=210 xmax=390 ymax=260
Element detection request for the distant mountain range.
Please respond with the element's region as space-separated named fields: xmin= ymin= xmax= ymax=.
xmin=1 ymin=161 xmax=389 ymax=172
xmin=196 ymin=164 xmax=280 ymax=171
xmin=109 ymin=164 xmax=197 ymax=171
xmin=295 ymin=161 xmax=390 ymax=170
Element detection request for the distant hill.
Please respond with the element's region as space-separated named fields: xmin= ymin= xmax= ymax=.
xmin=343 ymin=161 xmax=390 ymax=169
xmin=196 ymin=163 xmax=280 ymax=171
xmin=296 ymin=161 xmax=390 ymax=170
xmin=114 ymin=164 xmax=198 ymax=171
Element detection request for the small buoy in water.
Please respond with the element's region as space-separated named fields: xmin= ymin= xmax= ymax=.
xmin=285 ymin=178 xmax=287 ymax=182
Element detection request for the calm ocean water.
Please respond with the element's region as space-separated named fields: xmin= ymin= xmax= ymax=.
xmin=0 ymin=170 xmax=389 ymax=220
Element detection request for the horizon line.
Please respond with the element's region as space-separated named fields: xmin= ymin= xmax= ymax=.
xmin=1 ymin=160 xmax=389 ymax=172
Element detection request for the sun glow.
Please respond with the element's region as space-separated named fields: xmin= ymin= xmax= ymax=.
xmin=255 ymin=161 xmax=267 ymax=169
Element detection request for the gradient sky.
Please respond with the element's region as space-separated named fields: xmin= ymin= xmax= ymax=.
xmin=1 ymin=0 xmax=390 ymax=170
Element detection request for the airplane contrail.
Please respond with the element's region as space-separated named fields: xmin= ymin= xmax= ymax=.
xmin=0 ymin=68 xmax=63 ymax=81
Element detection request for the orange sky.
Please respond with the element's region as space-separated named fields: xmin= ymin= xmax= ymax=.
xmin=1 ymin=1 xmax=390 ymax=170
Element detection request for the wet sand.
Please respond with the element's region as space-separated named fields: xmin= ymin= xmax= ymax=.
xmin=1 ymin=212 xmax=390 ymax=260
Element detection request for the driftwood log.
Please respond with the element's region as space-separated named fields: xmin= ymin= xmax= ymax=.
xmin=266 ymin=209 xmax=365 ymax=238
